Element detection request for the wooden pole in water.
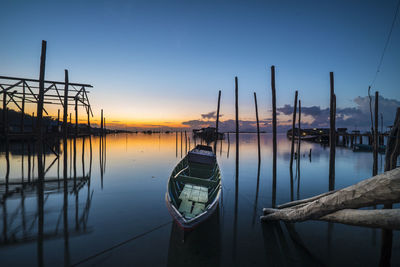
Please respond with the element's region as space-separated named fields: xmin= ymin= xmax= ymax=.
xmin=75 ymin=97 xmax=78 ymax=136
xmin=21 ymin=82 xmax=25 ymax=132
xmin=373 ymin=91 xmax=379 ymax=176
xmin=235 ymin=76 xmax=239 ymax=187
xmin=271 ymin=66 xmax=277 ymax=207
xmin=214 ymin=90 xmax=222 ymax=152
xmin=290 ymin=91 xmax=298 ymax=170
xmin=254 ymin=92 xmax=261 ymax=162
xmin=36 ymin=40 xmax=46 ymax=267
xmin=36 ymin=40 xmax=46 ymax=140
xmin=329 ymin=72 xmax=336 ymax=190
xmin=297 ymin=99 xmax=301 ymax=174
xmin=87 ymin=107 xmax=91 ymax=135
xmin=185 ymin=130 xmax=187 ymax=153
xmin=2 ymin=84 xmax=6 ymax=135
xmin=63 ymin=70 xmax=69 ymax=145
xmin=180 ymin=131 xmax=183 ymax=158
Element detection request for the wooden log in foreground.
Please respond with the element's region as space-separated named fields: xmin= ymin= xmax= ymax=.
xmin=261 ymin=167 xmax=400 ymax=222
xmin=319 ymin=209 xmax=400 ymax=230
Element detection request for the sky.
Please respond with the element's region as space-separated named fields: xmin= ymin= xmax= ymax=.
xmin=0 ymin=0 xmax=399 ymax=131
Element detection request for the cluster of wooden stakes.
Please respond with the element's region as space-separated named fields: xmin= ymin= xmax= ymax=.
xmin=210 ymin=66 xmax=399 ymax=266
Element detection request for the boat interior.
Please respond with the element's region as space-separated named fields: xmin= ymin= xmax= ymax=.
xmin=169 ymin=148 xmax=221 ymax=220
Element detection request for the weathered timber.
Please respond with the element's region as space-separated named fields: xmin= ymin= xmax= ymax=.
xmin=277 ymin=189 xmax=338 ymax=209
xmin=318 ymin=209 xmax=400 ymax=230
xmin=261 ymin=167 xmax=400 ymax=222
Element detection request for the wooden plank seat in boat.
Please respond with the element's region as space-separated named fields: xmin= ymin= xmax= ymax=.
xmin=178 ymin=184 xmax=208 ymax=218
xmin=175 ymin=174 xmax=218 ymax=187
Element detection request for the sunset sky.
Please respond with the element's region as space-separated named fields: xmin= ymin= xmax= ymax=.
xmin=1 ymin=0 xmax=399 ymax=130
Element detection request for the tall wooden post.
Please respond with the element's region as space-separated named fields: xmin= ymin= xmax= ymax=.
xmin=2 ymin=88 xmax=5 ymax=135
xmin=36 ymin=40 xmax=46 ymax=267
xmin=235 ymin=76 xmax=239 ymax=188
xmin=329 ymin=72 xmax=336 ymax=190
xmin=87 ymin=107 xmax=91 ymax=134
xmin=271 ymin=66 xmax=277 ymax=207
xmin=63 ymin=70 xmax=69 ymax=139
xmin=373 ymin=91 xmax=379 ymax=176
xmin=297 ymin=100 xmax=301 ymax=176
xmin=36 ymin=40 xmax=46 ymax=139
xmin=290 ymin=91 xmax=298 ymax=170
xmin=21 ymin=82 xmax=25 ymax=132
xmin=214 ymin=90 xmax=222 ymax=152
xmin=57 ymin=109 xmax=60 ymax=133
xmin=254 ymin=92 xmax=261 ymax=162
xmin=75 ymin=97 xmax=78 ymax=136
xmin=100 ymin=109 xmax=104 ymax=135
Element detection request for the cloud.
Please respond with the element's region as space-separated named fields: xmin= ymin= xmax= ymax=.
xmin=183 ymin=95 xmax=399 ymax=132
xmin=201 ymin=111 xmax=216 ymax=120
xmin=277 ymin=95 xmax=399 ymax=130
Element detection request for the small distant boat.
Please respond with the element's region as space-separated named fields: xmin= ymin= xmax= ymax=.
xmin=353 ymin=144 xmax=386 ymax=153
xmin=165 ymin=145 xmax=221 ymax=231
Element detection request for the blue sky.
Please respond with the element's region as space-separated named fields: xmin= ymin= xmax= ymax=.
xmin=0 ymin=0 xmax=399 ymax=128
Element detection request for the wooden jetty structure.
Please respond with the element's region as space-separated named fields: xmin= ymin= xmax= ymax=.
xmin=0 ymin=40 xmax=95 ymax=142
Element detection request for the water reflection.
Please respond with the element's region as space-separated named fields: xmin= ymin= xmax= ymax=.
xmin=167 ymin=209 xmax=221 ymax=267
xmin=0 ymin=136 xmax=96 ymax=266
xmin=0 ymin=133 xmax=398 ymax=266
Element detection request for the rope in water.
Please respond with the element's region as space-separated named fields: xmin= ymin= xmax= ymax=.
xmin=71 ymin=220 xmax=172 ymax=266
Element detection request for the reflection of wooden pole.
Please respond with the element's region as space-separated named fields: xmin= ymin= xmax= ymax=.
xmin=254 ymin=92 xmax=261 ymax=162
xmin=329 ymin=72 xmax=336 ymax=191
xmin=101 ymin=109 xmax=104 ymax=135
xmin=185 ymin=131 xmax=187 ymax=153
xmin=373 ymin=91 xmax=378 ymax=176
xmin=379 ymin=107 xmax=400 ymax=266
xmin=290 ymin=91 xmax=298 ymax=170
xmin=271 ymin=66 xmax=277 ymax=208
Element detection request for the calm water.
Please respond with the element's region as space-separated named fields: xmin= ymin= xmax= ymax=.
xmin=0 ymin=133 xmax=399 ymax=266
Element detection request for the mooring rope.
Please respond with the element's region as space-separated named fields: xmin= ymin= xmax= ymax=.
xmin=370 ymin=0 xmax=400 ymax=88
xmin=71 ymin=220 xmax=172 ymax=266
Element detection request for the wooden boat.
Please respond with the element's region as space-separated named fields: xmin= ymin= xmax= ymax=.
xmin=165 ymin=145 xmax=221 ymax=231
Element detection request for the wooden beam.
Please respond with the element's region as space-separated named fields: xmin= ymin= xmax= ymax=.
xmin=0 ymin=75 xmax=92 ymax=88
xmin=261 ymin=167 xmax=400 ymax=222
